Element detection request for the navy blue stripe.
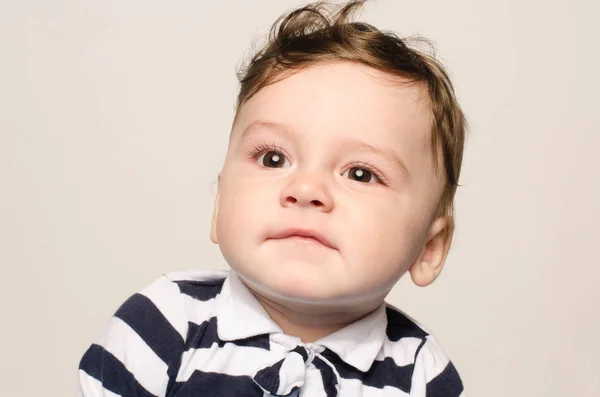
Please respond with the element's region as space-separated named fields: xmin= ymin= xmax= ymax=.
xmin=292 ymin=345 xmax=309 ymax=361
xmin=185 ymin=317 xmax=270 ymax=351
xmin=114 ymin=293 xmax=184 ymax=387
xmin=253 ymin=358 xmax=283 ymax=394
xmin=174 ymin=278 xmax=225 ymax=301
xmin=312 ymin=357 xmax=338 ymax=397
xmin=79 ymin=344 xmax=156 ymax=397
xmin=321 ymin=348 xmax=413 ymax=393
xmin=236 ymin=333 xmax=271 ymax=350
xmin=170 ymin=370 xmax=263 ymax=397
xmin=426 ymin=361 xmax=464 ymax=397
xmin=386 ymin=306 xmax=428 ymax=341
xmin=184 ymin=317 xmax=218 ymax=350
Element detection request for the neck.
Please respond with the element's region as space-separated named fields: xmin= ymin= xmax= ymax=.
xmin=247 ymin=286 xmax=381 ymax=343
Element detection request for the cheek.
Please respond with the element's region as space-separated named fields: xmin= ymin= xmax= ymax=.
xmin=218 ymin=194 xmax=251 ymax=234
xmin=216 ymin=192 xmax=259 ymax=267
xmin=343 ymin=201 xmax=423 ymax=275
xmin=216 ymin=179 xmax=271 ymax=243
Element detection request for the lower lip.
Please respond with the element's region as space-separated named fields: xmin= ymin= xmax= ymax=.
xmin=274 ymin=236 xmax=330 ymax=248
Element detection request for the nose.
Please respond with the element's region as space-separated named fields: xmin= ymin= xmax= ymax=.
xmin=280 ymin=170 xmax=333 ymax=212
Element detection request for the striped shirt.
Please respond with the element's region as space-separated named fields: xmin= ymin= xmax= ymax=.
xmin=78 ymin=270 xmax=465 ymax=397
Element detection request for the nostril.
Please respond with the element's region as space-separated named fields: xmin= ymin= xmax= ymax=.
xmin=311 ymin=200 xmax=323 ymax=206
xmin=286 ymin=196 xmax=297 ymax=204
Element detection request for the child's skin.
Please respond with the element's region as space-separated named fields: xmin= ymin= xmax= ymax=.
xmin=210 ymin=61 xmax=453 ymax=343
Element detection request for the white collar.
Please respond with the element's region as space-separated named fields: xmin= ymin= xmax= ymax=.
xmin=216 ymin=270 xmax=387 ymax=373
xmin=216 ymin=270 xmax=283 ymax=340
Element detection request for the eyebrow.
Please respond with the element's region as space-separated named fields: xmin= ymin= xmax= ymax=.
xmin=353 ymin=142 xmax=410 ymax=178
xmin=238 ymin=121 xmax=294 ymax=142
xmin=238 ymin=120 xmax=410 ymax=178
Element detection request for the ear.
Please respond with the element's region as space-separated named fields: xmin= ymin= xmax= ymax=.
xmin=210 ymin=176 xmax=221 ymax=244
xmin=409 ymin=216 xmax=454 ymax=287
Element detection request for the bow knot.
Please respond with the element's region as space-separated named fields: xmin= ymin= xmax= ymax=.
xmin=253 ymin=346 xmax=310 ymax=396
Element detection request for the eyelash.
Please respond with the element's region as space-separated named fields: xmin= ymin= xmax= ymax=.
xmin=244 ymin=142 xmax=283 ymax=159
xmin=244 ymin=142 xmax=387 ymax=185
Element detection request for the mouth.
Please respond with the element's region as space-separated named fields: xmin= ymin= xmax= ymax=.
xmin=269 ymin=228 xmax=336 ymax=250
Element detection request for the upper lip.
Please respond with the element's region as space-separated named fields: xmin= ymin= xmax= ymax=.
xmin=270 ymin=228 xmax=336 ymax=249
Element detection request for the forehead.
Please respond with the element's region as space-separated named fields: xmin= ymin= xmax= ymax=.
xmin=232 ymin=62 xmax=434 ymax=167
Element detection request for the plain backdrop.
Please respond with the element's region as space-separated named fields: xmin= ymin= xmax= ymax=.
xmin=1 ymin=0 xmax=599 ymax=396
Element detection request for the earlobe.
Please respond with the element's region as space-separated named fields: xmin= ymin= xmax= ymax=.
xmin=210 ymin=177 xmax=221 ymax=244
xmin=409 ymin=216 xmax=454 ymax=287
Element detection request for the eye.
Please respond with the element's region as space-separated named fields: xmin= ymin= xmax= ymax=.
xmin=257 ymin=150 xmax=290 ymax=168
xmin=343 ymin=166 xmax=379 ymax=184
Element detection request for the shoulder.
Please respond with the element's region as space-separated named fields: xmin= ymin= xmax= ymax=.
xmin=384 ymin=304 xmax=465 ymax=396
xmin=78 ymin=270 xmax=231 ymax=397
xmin=78 ymin=270 xmax=227 ymax=396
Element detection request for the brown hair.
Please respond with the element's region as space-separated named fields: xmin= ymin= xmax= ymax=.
xmin=235 ymin=0 xmax=467 ymax=225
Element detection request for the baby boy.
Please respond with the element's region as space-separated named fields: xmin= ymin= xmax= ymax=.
xmin=78 ymin=1 xmax=467 ymax=396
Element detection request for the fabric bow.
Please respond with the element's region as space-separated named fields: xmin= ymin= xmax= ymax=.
xmin=253 ymin=346 xmax=310 ymax=396
xmin=252 ymin=345 xmax=340 ymax=397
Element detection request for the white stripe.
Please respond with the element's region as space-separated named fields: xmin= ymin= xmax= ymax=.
xmin=98 ymin=317 xmax=169 ymax=396
xmin=378 ymin=336 xmax=424 ymax=367
xmin=420 ymin=336 xmax=451 ymax=383
xmin=177 ymin=342 xmax=288 ymax=381
xmin=339 ymin=377 xmax=412 ymax=397
xmin=409 ymin=335 xmax=451 ymax=397
xmin=333 ymin=376 xmax=412 ymax=397
xmin=181 ymin=294 xmax=215 ymax=325
xmin=299 ymin=365 xmax=326 ymax=397
xmin=140 ymin=275 xmax=188 ymax=340
xmin=78 ymin=369 xmax=121 ymax=397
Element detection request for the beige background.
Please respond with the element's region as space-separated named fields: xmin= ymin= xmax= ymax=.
xmin=1 ymin=0 xmax=599 ymax=395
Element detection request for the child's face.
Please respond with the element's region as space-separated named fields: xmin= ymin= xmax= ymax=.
xmin=212 ymin=61 xmax=448 ymax=307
